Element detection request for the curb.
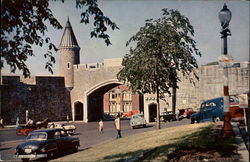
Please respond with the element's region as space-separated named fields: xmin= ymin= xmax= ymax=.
xmin=232 ymin=123 xmax=249 ymax=162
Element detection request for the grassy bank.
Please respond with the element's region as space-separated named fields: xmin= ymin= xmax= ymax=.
xmin=54 ymin=122 xmax=216 ymax=161
xmin=144 ymin=123 xmax=239 ymax=161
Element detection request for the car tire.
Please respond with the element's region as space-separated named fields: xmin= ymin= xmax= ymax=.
xmin=143 ymin=124 xmax=146 ymax=128
xmin=213 ymin=117 xmax=220 ymax=122
xmin=24 ymin=129 xmax=30 ymax=136
xmin=47 ymin=152 xmax=53 ymax=159
xmin=22 ymin=158 xmax=29 ymax=162
xmin=73 ymin=144 xmax=78 ymax=152
xmin=16 ymin=130 xmax=20 ymax=135
xmin=191 ymin=118 xmax=195 ymax=124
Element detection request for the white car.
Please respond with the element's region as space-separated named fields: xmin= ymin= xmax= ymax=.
xmin=49 ymin=122 xmax=76 ymax=135
xmin=130 ymin=114 xmax=147 ymax=129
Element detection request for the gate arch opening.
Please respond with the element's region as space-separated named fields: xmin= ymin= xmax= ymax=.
xmin=74 ymin=102 xmax=83 ymax=121
xmin=87 ymin=82 xmax=121 ymax=121
xmin=148 ymin=103 xmax=157 ymax=122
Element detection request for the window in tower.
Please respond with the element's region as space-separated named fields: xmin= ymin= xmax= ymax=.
xmin=67 ymin=63 xmax=70 ymax=69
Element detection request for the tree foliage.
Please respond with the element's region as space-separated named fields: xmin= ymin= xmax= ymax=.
xmin=118 ymin=8 xmax=201 ymax=98
xmin=117 ymin=8 xmax=201 ymax=128
xmin=1 ymin=0 xmax=119 ymax=77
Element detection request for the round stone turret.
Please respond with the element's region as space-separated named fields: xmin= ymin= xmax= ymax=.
xmin=58 ymin=18 xmax=80 ymax=89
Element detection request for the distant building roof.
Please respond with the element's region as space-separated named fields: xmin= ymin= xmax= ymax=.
xmin=59 ymin=18 xmax=79 ymax=49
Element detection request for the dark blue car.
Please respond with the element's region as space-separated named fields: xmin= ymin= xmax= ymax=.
xmin=14 ymin=128 xmax=80 ymax=161
xmin=190 ymin=97 xmax=238 ymax=124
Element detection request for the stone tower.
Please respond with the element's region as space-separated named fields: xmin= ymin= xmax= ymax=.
xmin=58 ymin=18 xmax=80 ymax=89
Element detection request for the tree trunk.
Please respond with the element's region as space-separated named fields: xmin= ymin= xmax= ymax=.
xmin=156 ymin=86 xmax=161 ymax=129
xmin=172 ymin=87 xmax=176 ymax=114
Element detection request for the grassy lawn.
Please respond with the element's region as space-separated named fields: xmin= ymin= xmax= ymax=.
xmin=144 ymin=123 xmax=239 ymax=161
xmin=54 ymin=122 xmax=220 ymax=161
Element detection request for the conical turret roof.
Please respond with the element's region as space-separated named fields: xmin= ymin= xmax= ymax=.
xmin=59 ymin=18 xmax=79 ymax=49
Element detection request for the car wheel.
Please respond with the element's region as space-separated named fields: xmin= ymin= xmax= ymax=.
xmin=47 ymin=152 xmax=53 ymax=159
xmin=73 ymin=144 xmax=78 ymax=152
xmin=143 ymin=124 xmax=146 ymax=128
xmin=131 ymin=126 xmax=135 ymax=129
xmin=191 ymin=118 xmax=195 ymax=124
xmin=22 ymin=158 xmax=29 ymax=162
xmin=213 ymin=117 xmax=220 ymax=122
xmin=24 ymin=129 xmax=30 ymax=136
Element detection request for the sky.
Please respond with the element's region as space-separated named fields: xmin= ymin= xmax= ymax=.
xmin=2 ymin=0 xmax=249 ymax=76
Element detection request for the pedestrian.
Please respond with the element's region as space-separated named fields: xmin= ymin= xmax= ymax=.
xmin=67 ymin=115 xmax=69 ymax=123
xmin=98 ymin=119 xmax=104 ymax=134
xmin=0 ymin=118 xmax=3 ymax=128
xmin=16 ymin=117 xmax=19 ymax=126
xmin=115 ymin=115 xmax=122 ymax=138
xmin=26 ymin=118 xmax=34 ymax=127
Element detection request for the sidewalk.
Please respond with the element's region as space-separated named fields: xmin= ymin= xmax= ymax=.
xmin=232 ymin=123 xmax=249 ymax=162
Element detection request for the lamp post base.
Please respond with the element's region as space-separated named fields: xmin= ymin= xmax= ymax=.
xmin=222 ymin=112 xmax=234 ymax=137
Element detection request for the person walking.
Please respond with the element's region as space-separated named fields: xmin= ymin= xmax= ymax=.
xmin=98 ymin=119 xmax=104 ymax=134
xmin=115 ymin=115 xmax=122 ymax=138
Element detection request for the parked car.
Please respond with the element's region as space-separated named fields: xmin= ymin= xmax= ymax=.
xmin=48 ymin=122 xmax=76 ymax=135
xmin=16 ymin=119 xmax=50 ymax=136
xmin=190 ymin=97 xmax=244 ymax=124
xmin=16 ymin=124 xmax=36 ymax=136
xmin=14 ymin=128 xmax=80 ymax=162
xmin=123 ymin=110 xmax=139 ymax=118
xmin=130 ymin=114 xmax=146 ymax=129
xmin=160 ymin=111 xmax=177 ymax=122
xmin=178 ymin=108 xmax=196 ymax=120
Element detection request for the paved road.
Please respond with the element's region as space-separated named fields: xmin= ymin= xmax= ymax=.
xmin=0 ymin=119 xmax=190 ymax=161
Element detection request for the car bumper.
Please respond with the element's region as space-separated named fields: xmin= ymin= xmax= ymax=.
xmin=131 ymin=123 xmax=146 ymax=127
xmin=66 ymin=129 xmax=75 ymax=133
xmin=14 ymin=154 xmax=47 ymax=159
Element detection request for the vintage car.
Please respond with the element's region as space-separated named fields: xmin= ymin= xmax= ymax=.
xmin=14 ymin=128 xmax=80 ymax=161
xmin=160 ymin=111 xmax=177 ymax=122
xmin=123 ymin=110 xmax=139 ymax=118
xmin=178 ymin=108 xmax=196 ymax=120
xmin=190 ymin=97 xmax=244 ymax=124
xmin=16 ymin=119 xmax=50 ymax=136
xmin=130 ymin=114 xmax=147 ymax=129
xmin=49 ymin=122 xmax=76 ymax=135
xmin=16 ymin=124 xmax=36 ymax=136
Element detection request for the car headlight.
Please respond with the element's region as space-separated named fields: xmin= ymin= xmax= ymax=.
xmin=30 ymin=145 xmax=38 ymax=150
xmin=41 ymin=147 xmax=46 ymax=153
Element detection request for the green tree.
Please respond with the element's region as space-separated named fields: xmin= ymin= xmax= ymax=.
xmin=117 ymin=8 xmax=201 ymax=129
xmin=1 ymin=0 xmax=119 ymax=77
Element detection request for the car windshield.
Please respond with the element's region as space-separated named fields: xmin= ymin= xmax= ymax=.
xmin=133 ymin=115 xmax=143 ymax=118
xmin=62 ymin=123 xmax=71 ymax=126
xmin=27 ymin=132 xmax=47 ymax=140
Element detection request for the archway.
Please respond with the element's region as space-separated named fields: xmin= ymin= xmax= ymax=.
xmin=74 ymin=102 xmax=83 ymax=121
xmin=148 ymin=103 xmax=157 ymax=122
xmin=87 ymin=81 xmax=121 ymax=121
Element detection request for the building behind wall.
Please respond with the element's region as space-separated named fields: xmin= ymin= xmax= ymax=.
xmin=103 ymin=85 xmax=141 ymax=115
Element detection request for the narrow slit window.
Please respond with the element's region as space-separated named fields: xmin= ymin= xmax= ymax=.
xmin=67 ymin=63 xmax=70 ymax=69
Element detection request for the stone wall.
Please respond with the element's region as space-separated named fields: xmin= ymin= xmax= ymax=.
xmin=1 ymin=60 xmax=248 ymax=124
xmin=1 ymin=76 xmax=71 ymax=125
xmin=145 ymin=62 xmax=249 ymax=115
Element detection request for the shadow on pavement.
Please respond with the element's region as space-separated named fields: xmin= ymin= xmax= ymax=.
xmin=0 ymin=147 xmax=12 ymax=151
xmin=132 ymin=125 xmax=154 ymax=130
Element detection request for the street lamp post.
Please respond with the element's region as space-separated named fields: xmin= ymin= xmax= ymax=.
xmin=218 ymin=3 xmax=234 ymax=137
